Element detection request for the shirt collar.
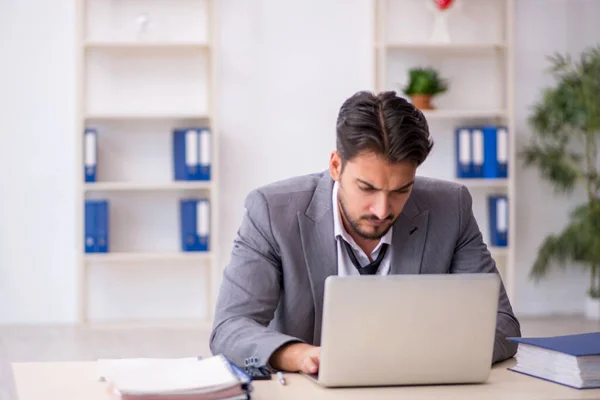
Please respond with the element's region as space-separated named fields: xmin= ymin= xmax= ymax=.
xmin=332 ymin=181 xmax=393 ymax=251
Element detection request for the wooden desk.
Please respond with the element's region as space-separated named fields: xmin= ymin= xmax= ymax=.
xmin=9 ymin=359 xmax=600 ymax=400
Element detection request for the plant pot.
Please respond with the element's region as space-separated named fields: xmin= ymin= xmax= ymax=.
xmin=584 ymin=296 xmax=600 ymax=320
xmin=411 ymin=94 xmax=434 ymax=110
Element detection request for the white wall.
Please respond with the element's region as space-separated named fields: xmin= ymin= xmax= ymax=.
xmin=0 ymin=0 xmax=598 ymax=324
xmin=0 ymin=0 xmax=77 ymax=324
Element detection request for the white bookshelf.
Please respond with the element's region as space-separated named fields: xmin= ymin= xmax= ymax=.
xmin=374 ymin=0 xmax=516 ymax=300
xmin=75 ymin=0 xmax=220 ymax=326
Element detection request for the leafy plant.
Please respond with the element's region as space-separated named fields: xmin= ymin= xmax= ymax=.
xmin=402 ymin=67 xmax=449 ymax=96
xmin=522 ymin=45 xmax=600 ymax=299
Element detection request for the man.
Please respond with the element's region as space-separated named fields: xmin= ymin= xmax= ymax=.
xmin=210 ymin=91 xmax=521 ymax=374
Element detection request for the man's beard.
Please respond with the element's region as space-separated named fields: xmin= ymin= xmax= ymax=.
xmin=338 ymin=192 xmax=394 ymax=240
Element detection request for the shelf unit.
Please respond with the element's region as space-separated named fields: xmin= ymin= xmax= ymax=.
xmin=75 ymin=0 xmax=219 ymax=326
xmin=374 ymin=0 xmax=516 ymax=301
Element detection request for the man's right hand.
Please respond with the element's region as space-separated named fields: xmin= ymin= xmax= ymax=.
xmin=269 ymin=343 xmax=321 ymax=374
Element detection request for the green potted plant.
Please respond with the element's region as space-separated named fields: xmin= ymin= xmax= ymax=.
xmin=521 ymin=45 xmax=600 ymax=320
xmin=402 ymin=67 xmax=449 ymax=110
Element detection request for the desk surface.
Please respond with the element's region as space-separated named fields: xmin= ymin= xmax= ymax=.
xmin=10 ymin=358 xmax=600 ymax=400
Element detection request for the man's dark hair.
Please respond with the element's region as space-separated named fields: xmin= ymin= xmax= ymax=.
xmin=335 ymin=90 xmax=433 ymax=167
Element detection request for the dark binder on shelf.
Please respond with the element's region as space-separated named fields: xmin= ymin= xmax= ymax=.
xmin=84 ymin=128 xmax=97 ymax=182
xmin=508 ymin=332 xmax=600 ymax=389
xmin=96 ymin=200 xmax=109 ymax=253
xmin=483 ymin=125 xmax=508 ymax=178
xmin=84 ymin=200 xmax=96 ymax=253
xmin=180 ymin=198 xmax=210 ymax=252
xmin=455 ymin=127 xmax=473 ymax=178
xmin=173 ymin=128 xmax=212 ymax=181
xmin=488 ymin=195 xmax=508 ymax=247
xmin=173 ymin=128 xmax=199 ymax=181
xmin=84 ymin=199 xmax=109 ymax=253
xmin=198 ymin=128 xmax=211 ymax=181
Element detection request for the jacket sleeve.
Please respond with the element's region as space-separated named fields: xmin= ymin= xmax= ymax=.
xmin=450 ymin=185 xmax=522 ymax=364
xmin=209 ymin=189 xmax=304 ymax=368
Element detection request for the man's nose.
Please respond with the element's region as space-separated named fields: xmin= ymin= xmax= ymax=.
xmin=371 ymin=194 xmax=390 ymax=220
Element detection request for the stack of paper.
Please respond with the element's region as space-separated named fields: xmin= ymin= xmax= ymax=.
xmin=508 ymin=332 xmax=600 ymax=389
xmin=97 ymin=355 xmax=251 ymax=399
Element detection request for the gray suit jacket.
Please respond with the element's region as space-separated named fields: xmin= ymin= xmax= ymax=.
xmin=210 ymin=172 xmax=521 ymax=368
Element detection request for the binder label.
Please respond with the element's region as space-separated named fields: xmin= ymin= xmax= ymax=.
xmin=497 ymin=128 xmax=508 ymax=163
xmin=85 ymin=130 xmax=96 ymax=167
xmin=497 ymin=197 xmax=508 ymax=233
xmin=197 ymin=200 xmax=210 ymax=237
xmin=199 ymin=129 xmax=211 ymax=166
xmin=185 ymin=130 xmax=199 ymax=167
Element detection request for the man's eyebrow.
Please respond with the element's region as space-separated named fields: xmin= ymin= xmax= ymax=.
xmin=356 ymin=179 xmax=414 ymax=192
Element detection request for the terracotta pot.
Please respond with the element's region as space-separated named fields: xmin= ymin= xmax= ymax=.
xmin=411 ymin=94 xmax=434 ymax=110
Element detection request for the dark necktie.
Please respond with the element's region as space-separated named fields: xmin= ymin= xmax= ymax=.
xmin=342 ymin=240 xmax=389 ymax=275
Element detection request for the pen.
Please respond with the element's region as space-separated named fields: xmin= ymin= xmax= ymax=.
xmin=276 ymin=371 xmax=286 ymax=386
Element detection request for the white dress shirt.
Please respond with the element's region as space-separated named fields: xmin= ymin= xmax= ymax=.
xmin=332 ymin=181 xmax=393 ymax=276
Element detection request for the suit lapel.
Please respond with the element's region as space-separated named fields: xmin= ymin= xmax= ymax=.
xmin=390 ymin=194 xmax=430 ymax=275
xmin=298 ymin=173 xmax=337 ymax=345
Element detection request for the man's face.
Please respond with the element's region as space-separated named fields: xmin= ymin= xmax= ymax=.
xmin=329 ymin=151 xmax=417 ymax=240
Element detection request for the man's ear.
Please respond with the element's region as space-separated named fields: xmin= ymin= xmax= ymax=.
xmin=329 ymin=151 xmax=342 ymax=182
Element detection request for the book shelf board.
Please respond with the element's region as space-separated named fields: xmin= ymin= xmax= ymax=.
xmin=84 ymin=182 xmax=212 ymax=192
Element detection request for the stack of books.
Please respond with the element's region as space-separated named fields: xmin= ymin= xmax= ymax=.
xmin=508 ymin=332 xmax=600 ymax=389
xmin=97 ymin=355 xmax=251 ymax=399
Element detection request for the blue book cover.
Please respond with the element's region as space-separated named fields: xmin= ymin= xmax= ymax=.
xmin=509 ymin=332 xmax=600 ymax=356
xmin=173 ymin=129 xmax=199 ymax=181
xmin=455 ymin=127 xmax=473 ymax=178
xmin=488 ymin=195 xmax=508 ymax=247
xmin=84 ymin=128 xmax=97 ymax=182
xmin=198 ymin=128 xmax=211 ymax=181
xmin=483 ymin=125 xmax=508 ymax=179
xmin=180 ymin=199 xmax=210 ymax=252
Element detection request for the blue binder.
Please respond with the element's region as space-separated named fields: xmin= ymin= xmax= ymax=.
xmin=488 ymin=195 xmax=508 ymax=247
xmin=84 ymin=128 xmax=97 ymax=182
xmin=198 ymin=128 xmax=211 ymax=181
xmin=84 ymin=201 xmax=97 ymax=253
xmin=96 ymin=200 xmax=109 ymax=253
xmin=173 ymin=129 xmax=199 ymax=181
xmin=180 ymin=199 xmax=210 ymax=252
xmin=482 ymin=125 xmax=508 ymax=178
xmin=84 ymin=200 xmax=109 ymax=253
xmin=455 ymin=127 xmax=473 ymax=178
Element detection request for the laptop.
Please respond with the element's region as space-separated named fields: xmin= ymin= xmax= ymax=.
xmin=304 ymin=273 xmax=500 ymax=387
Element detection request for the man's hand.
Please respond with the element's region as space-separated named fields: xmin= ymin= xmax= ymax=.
xmin=269 ymin=343 xmax=321 ymax=374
